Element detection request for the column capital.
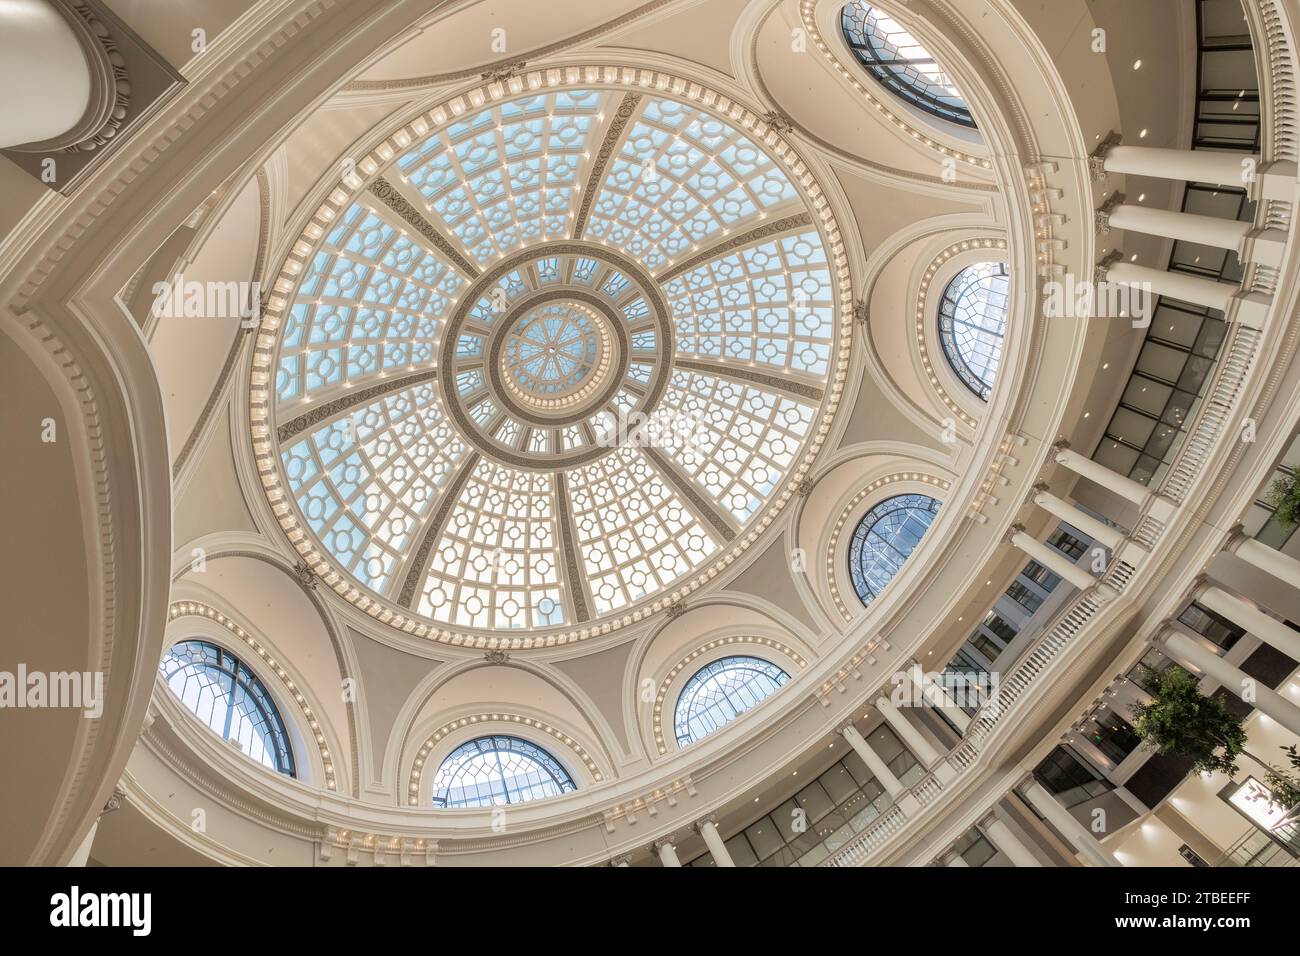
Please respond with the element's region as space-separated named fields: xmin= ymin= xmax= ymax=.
xmin=1094 ymin=191 xmax=1126 ymax=235
xmin=610 ymin=854 xmax=633 ymax=867
xmin=1032 ymin=480 xmax=1052 ymax=494
xmin=1089 ymin=131 xmax=1123 ymax=181
xmin=1006 ymin=522 xmax=1027 ymax=544
xmin=652 ymin=837 xmax=677 ymax=853
xmin=693 ymin=815 xmax=719 ymax=832
xmin=1094 ymin=248 xmax=1122 ymax=283
xmin=1052 ymin=438 xmax=1071 ymax=452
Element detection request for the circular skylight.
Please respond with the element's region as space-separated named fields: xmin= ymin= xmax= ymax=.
xmin=841 ymin=2 xmax=975 ymax=128
xmin=250 ymin=74 xmax=850 ymax=645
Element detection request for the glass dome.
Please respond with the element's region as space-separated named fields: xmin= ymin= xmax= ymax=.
xmin=254 ymin=81 xmax=847 ymax=643
xmin=849 ymin=494 xmax=942 ymax=605
xmin=938 ymin=262 xmax=1009 ymax=400
xmin=840 ymin=2 xmax=975 ymax=128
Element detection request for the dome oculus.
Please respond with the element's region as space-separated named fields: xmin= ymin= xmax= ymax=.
xmin=250 ymin=72 xmax=850 ymax=646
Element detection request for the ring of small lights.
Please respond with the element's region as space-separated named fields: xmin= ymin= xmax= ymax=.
xmin=494 ymin=300 xmax=618 ymax=416
xmin=248 ymin=66 xmax=854 ymax=648
xmin=438 ymin=242 xmax=675 ymax=469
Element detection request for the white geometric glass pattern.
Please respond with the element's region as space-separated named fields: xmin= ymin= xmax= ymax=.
xmin=395 ymin=90 xmax=604 ymax=263
xmin=431 ymin=735 xmax=576 ymax=808
xmin=263 ymin=83 xmax=845 ymax=637
xmin=586 ymin=98 xmax=798 ymax=271
xmin=566 ymin=446 xmax=718 ymax=615
xmin=276 ymin=202 xmax=465 ymax=405
xmin=664 ymin=230 xmax=833 ymax=375
xmin=674 ymin=656 xmax=790 ymax=747
xmin=938 ymin=262 xmax=1008 ymax=400
xmin=647 ymin=371 xmax=815 ymax=523
xmin=280 ymin=385 xmax=467 ymax=593
xmin=417 ymin=460 xmax=565 ymax=629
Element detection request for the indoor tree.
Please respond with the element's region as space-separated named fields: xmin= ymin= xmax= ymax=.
xmin=1130 ymin=665 xmax=1248 ymax=775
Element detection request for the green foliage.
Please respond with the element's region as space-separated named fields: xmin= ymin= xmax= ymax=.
xmin=1129 ymin=665 xmax=1247 ymax=776
xmin=1267 ymin=474 xmax=1300 ymax=526
xmin=1259 ymin=744 xmax=1300 ymax=812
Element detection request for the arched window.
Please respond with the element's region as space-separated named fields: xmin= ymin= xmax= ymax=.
xmin=840 ymin=2 xmax=975 ymax=128
xmin=849 ymin=494 xmax=942 ymax=605
xmin=160 ymin=640 xmax=296 ymax=776
xmin=431 ymin=735 xmax=577 ymax=808
xmin=938 ymin=262 xmax=1008 ymax=400
xmin=674 ymin=656 xmax=790 ymax=747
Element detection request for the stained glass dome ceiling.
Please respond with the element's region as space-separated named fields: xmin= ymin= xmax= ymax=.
xmin=250 ymin=71 xmax=851 ymax=647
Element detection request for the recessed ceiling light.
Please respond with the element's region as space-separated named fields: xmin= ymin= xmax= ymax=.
xmin=1139 ymin=128 xmax=1149 ymax=138
xmin=1133 ymin=59 xmax=1142 ymax=70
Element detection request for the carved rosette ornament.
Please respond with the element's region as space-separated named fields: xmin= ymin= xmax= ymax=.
xmin=11 ymin=0 xmax=132 ymax=154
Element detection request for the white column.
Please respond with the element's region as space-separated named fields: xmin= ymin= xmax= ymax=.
xmin=909 ymin=664 xmax=973 ymax=733
xmin=1234 ymin=537 xmax=1300 ymax=591
xmin=876 ymin=696 xmax=942 ymax=767
xmin=1103 ymin=145 xmax=1256 ymax=189
xmin=841 ymin=724 xmax=905 ymax=798
xmin=981 ymin=814 xmax=1042 ymax=867
xmin=1197 ymin=586 xmax=1300 ymax=664
xmin=1053 ymin=446 xmax=1153 ymax=508
xmin=655 ymin=839 xmax=681 ymax=868
xmin=1108 ymin=204 xmax=1251 ymax=251
xmin=1010 ymin=529 xmax=1098 ymax=592
xmin=1032 ymin=489 xmax=1126 ymax=550
xmin=1163 ymin=629 xmax=1300 ymax=737
xmin=697 ymin=819 xmax=735 ymax=867
xmin=1021 ymin=781 xmax=1121 ymax=867
xmin=1105 ymin=261 xmax=1237 ymax=312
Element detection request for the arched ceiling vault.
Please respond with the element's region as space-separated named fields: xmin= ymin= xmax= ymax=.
xmin=0 ymin=0 xmax=1139 ymax=863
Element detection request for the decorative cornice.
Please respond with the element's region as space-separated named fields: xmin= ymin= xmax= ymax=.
xmin=11 ymin=0 xmax=130 ymax=154
xmin=572 ymin=92 xmax=641 ymax=240
xmin=368 ymin=176 xmax=480 ymax=278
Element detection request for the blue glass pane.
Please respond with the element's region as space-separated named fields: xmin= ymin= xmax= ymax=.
xmin=675 ymin=656 xmax=790 ymax=747
xmin=160 ymin=640 xmax=296 ymax=776
xmin=849 ymin=494 xmax=942 ymax=605
xmin=432 ymin=735 xmax=577 ymax=808
xmin=841 ymin=2 xmax=975 ymax=128
xmin=939 ymin=262 xmax=1008 ymax=400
